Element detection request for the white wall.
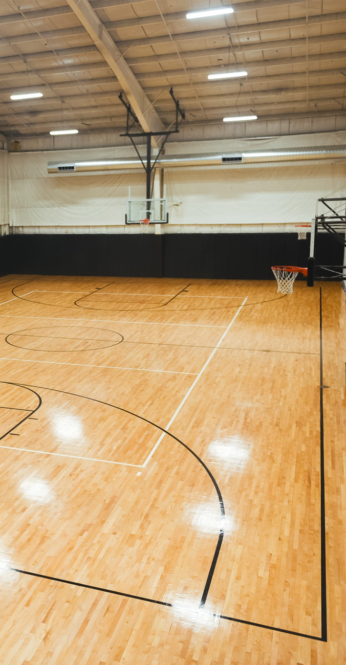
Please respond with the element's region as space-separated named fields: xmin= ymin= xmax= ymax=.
xmin=7 ymin=132 xmax=346 ymax=234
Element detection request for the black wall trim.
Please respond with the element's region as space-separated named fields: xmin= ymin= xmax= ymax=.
xmin=1 ymin=233 xmax=343 ymax=280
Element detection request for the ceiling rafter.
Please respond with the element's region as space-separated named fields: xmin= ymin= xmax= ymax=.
xmin=1 ymin=81 xmax=345 ymax=120
xmin=2 ymin=30 xmax=346 ymax=69
xmin=0 ymin=0 xmax=307 ymax=26
xmin=65 ymin=0 xmax=164 ymax=137
xmin=1 ymin=10 xmax=345 ymax=53
xmin=1 ymin=0 xmax=346 ymax=138
xmin=1 ymin=49 xmax=345 ymax=87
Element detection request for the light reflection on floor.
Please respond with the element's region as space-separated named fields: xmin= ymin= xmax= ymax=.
xmin=20 ymin=476 xmax=55 ymax=505
xmin=188 ymin=502 xmax=235 ymax=536
xmin=171 ymin=597 xmax=221 ymax=631
xmin=207 ymin=435 xmax=251 ymax=472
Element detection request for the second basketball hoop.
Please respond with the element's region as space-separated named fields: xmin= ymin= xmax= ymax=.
xmin=272 ymin=266 xmax=308 ymax=294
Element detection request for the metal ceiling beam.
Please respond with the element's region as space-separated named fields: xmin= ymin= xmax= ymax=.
xmin=2 ymin=81 xmax=346 ymax=111
xmin=0 ymin=0 xmax=307 ymax=26
xmin=2 ymin=30 xmax=346 ymax=69
xmin=105 ymin=10 xmax=346 ymax=39
xmin=0 ymin=83 xmax=346 ymax=120
xmin=1 ymin=49 xmax=346 ymax=87
xmin=0 ymin=0 xmax=147 ymax=25
xmin=0 ymin=78 xmax=120 ymax=95
xmin=5 ymin=109 xmax=346 ymax=139
xmin=0 ymin=46 xmax=99 ymax=65
xmin=0 ymin=62 xmax=110 ymax=83
xmin=2 ymin=10 xmax=346 ymax=50
xmin=145 ymin=72 xmax=346 ymax=97
xmin=115 ymin=16 xmax=346 ymax=51
xmin=0 ymin=76 xmax=346 ymax=113
xmin=2 ymin=103 xmax=345 ymax=134
xmin=126 ymin=29 xmax=346 ymax=65
xmin=138 ymin=50 xmax=346 ymax=81
xmin=65 ymin=0 xmax=164 ymax=136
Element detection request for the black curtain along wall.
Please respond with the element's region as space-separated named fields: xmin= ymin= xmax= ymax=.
xmin=0 ymin=232 xmax=343 ymax=280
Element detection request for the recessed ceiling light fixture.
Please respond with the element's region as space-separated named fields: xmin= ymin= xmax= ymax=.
xmin=208 ymin=71 xmax=248 ymax=80
xmin=223 ymin=115 xmax=258 ymax=122
xmin=186 ymin=7 xmax=233 ymax=19
xmin=50 ymin=129 xmax=79 ymax=135
xmin=10 ymin=92 xmax=43 ymax=100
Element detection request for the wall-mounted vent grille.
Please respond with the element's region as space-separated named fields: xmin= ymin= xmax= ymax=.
xmin=222 ymin=155 xmax=243 ymax=163
xmin=57 ymin=165 xmax=76 ymax=172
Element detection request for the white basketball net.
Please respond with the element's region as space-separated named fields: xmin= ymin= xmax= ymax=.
xmin=272 ymin=268 xmax=299 ymax=295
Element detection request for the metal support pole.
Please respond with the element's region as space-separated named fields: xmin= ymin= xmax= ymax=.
xmin=308 ymin=216 xmax=316 ymax=287
xmin=146 ymin=135 xmax=152 ymax=203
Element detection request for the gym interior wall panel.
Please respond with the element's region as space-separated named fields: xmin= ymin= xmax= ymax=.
xmin=4 ymin=232 xmax=344 ymax=280
xmin=165 ymin=163 xmax=346 ymax=228
xmin=0 ymin=235 xmax=10 ymax=275
xmin=9 ymin=146 xmax=346 ymax=234
xmin=9 ymin=150 xmax=146 ymax=231
xmin=0 ymin=150 xmax=8 ymax=235
xmin=8 ymin=234 xmax=164 ymax=278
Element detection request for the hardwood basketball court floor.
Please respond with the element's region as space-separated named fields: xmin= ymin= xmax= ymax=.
xmin=0 ymin=274 xmax=345 ymax=664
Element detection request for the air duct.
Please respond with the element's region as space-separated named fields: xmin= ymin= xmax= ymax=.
xmin=47 ymin=146 xmax=346 ymax=174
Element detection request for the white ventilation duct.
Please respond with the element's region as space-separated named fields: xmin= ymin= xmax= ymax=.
xmin=47 ymin=146 xmax=346 ymax=174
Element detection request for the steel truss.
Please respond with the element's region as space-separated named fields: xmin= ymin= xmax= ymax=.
xmin=308 ymin=197 xmax=346 ymax=286
xmin=119 ymin=88 xmax=185 ymax=203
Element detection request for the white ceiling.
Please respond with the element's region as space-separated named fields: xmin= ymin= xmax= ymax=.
xmin=1 ymin=0 xmax=346 ymax=138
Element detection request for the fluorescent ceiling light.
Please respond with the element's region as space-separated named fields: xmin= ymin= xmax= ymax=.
xmin=50 ymin=129 xmax=79 ymax=135
xmin=208 ymin=71 xmax=248 ymax=80
xmin=10 ymin=92 xmax=43 ymax=100
xmin=223 ymin=115 xmax=257 ymax=122
xmin=186 ymin=7 xmax=233 ymax=19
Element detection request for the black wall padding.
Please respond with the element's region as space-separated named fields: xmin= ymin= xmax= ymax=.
xmin=163 ymin=233 xmax=343 ymax=280
xmin=0 ymin=236 xmax=10 ymax=276
xmin=8 ymin=234 xmax=163 ymax=278
xmin=2 ymin=232 xmax=343 ymax=280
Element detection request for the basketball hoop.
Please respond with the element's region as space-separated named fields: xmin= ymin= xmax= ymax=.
xmin=139 ymin=218 xmax=150 ymax=225
xmin=295 ymin=224 xmax=311 ymax=241
xmin=271 ymin=266 xmax=308 ymax=295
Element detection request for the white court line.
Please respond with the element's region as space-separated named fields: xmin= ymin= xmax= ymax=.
xmin=0 ymin=291 xmax=35 ymax=307
xmin=0 ymin=444 xmax=142 ymax=467
xmin=0 ymin=290 xmax=226 ymax=328
xmin=0 ymin=314 xmax=225 ymax=329
xmin=34 ymin=290 xmax=94 ymax=294
xmin=0 ymin=356 xmax=197 ymax=376
xmin=0 ymin=298 xmax=246 ymax=469
xmin=0 ymin=298 xmax=18 ymax=307
xmin=179 ymin=295 xmax=243 ymax=299
xmin=34 ymin=290 xmax=243 ymax=299
xmin=142 ymin=296 xmax=248 ymax=467
xmin=34 ymin=290 xmax=177 ymax=297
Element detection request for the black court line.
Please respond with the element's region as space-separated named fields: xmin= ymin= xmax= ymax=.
xmin=11 ymin=279 xmax=288 ymax=313
xmin=319 ymin=287 xmax=327 ymax=642
xmin=0 ymin=296 xmax=326 ymax=641
xmin=73 ymin=293 xmax=288 ymax=314
xmin=4 ymin=327 xmax=124 ymax=352
xmin=74 ymin=282 xmax=192 ymax=312
xmin=0 ymin=384 xmax=41 ymax=441
xmin=8 ymin=569 xmax=323 ymax=641
xmin=0 ymin=381 xmax=225 ymax=609
xmin=0 ymin=406 xmax=33 ymax=412
xmin=125 ymin=340 xmax=319 ymax=356
xmin=161 ymin=283 xmax=192 ymax=307
xmin=11 ymin=280 xmax=111 ymax=311
xmin=11 ymin=568 xmax=172 ymax=607
xmin=74 ymin=281 xmax=117 ymax=309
